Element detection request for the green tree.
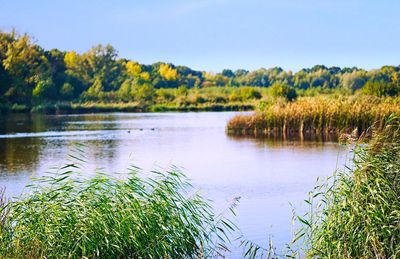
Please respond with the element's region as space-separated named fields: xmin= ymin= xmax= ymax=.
xmin=270 ymin=82 xmax=297 ymax=101
xmin=132 ymin=83 xmax=155 ymax=102
xmin=222 ymin=69 xmax=235 ymax=78
xmin=46 ymin=49 xmax=67 ymax=101
xmin=239 ymin=87 xmax=262 ymax=100
xmin=117 ymin=80 xmax=133 ymax=101
xmin=64 ymin=44 xmax=121 ymax=97
xmin=0 ymin=31 xmax=16 ymax=101
xmin=60 ymin=82 xmax=74 ymax=100
xmin=362 ymin=80 xmax=398 ymax=97
xmin=3 ymin=34 xmax=51 ymax=104
xmin=32 ymin=79 xmax=55 ymax=101
xmin=82 ymin=78 xmax=105 ymax=100
xmin=340 ymin=70 xmax=367 ymax=91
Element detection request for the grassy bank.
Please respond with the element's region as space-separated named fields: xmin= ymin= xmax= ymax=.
xmin=227 ymin=95 xmax=400 ymax=137
xmin=0 ymin=86 xmax=264 ymax=114
xmin=290 ymin=116 xmax=400 ymax=258
xmin=0 ymin=161 xmax=236 ymax=258
xmin=0 ymin=101 xmax=255 ymax=114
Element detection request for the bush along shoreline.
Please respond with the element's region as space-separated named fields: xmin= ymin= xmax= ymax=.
xmin=0 ymin=101 xmax=255 ymax=115
xmin=227 ymin=96 xmax=400 ymax=138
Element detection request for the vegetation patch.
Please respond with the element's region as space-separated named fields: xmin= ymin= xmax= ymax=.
xmin=0 ymin=158 xmax=236 ymax=258
xmin=289 ymin=116 xmax=400 ymax=258
xmin=227 ymin=96 xmax=400 ymax=137
xmin=1 ymin=30 xmax=400 ymax=114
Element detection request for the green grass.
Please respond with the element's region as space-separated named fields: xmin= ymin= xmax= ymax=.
xmin=0 ymin=150 xmax=237 ymax=258
xmin=4 ymin=100 xmax=255 ymax=114
xmin=1 ymin=86 xmax=264 ymax=114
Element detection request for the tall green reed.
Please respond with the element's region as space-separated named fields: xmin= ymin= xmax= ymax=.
xmin=0 ymin=147 xmax=237 ymax=258
xmin=290 ymin=116 xmax=400 ymax=258
xmin=239 ymin=116 xmax=400 ymax=258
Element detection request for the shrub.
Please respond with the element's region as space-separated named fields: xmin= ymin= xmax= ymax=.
xmin=361 ymin=80 xmax=399 ymax=97
xmin=156 ymin=88 xmax=175 ymax=102
xmin=270 ymin=83 xmax=297 ymax=101
xmin=240 ymin=87 xmax=262 ymax=100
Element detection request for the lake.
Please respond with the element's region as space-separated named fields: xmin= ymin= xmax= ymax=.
xmin=0 ymin=112 xmax=349 ymax=257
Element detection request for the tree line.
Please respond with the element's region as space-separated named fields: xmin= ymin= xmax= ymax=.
xmin=1 ymin=30 xmax=399 ymax=107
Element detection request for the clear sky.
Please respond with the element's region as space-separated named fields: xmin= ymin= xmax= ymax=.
xmin=1 ymin=0 xmax=399 ymax=72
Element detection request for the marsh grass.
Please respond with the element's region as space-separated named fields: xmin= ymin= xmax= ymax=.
xmin=289 ymin=116 xmax=400 ymax=258
xmin=227 ymin=95 xmax=400 ymax=137
xmin=0 ymin=148 xmax=237 ymax=258
xmin=240 ymin=116 xmax=400 ymax=258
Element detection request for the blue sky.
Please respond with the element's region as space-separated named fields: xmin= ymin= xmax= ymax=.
xmin=1 ymin=0 xmax=399 ymax=72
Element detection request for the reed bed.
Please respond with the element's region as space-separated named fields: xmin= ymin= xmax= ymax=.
xmin=241 ymin=116 xmax=400 ymax=258
xmin=290 ymin=116 xmax=400 ymax=258
xmin=0 ymin=158 xmax=236 ymax=258
xmin=227 ymin=96 xmax=400 ymax=137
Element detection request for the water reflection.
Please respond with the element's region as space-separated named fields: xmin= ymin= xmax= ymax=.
xmin=228 ymin=133 xmax=339 ymax=145
xmin=0 ymin=137 xmax=44 ymax=175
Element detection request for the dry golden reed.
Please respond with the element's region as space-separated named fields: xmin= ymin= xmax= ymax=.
xmin=227 ymin=95 xmax=400 ymax=137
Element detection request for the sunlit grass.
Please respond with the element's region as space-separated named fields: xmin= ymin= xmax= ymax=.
xmin=0 ymin=151 xmax=236 ymax=258
xmin=227 ymin=95 xmax=400 ymax=137
xmin=291 ymin=116 xmax=400 ymax=258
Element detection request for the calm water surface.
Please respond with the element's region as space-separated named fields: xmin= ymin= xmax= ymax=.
xmin=0 ymin=112 xmax=349 ymax=256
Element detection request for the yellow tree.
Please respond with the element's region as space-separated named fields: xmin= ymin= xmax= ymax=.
xmin=125 ymin=61 xmax=150 ymax=82
xmin=3 ymin=34 xmax=50 ymax=103
xmin=158 ymin=63 xmax=177 ymax=81
xmin=126 ymin=61 xmax=142 ymax=77
xmin=64 ymin=51 xmax=91 ymax=83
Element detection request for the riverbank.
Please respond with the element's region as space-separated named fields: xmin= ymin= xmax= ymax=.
xmin=227 ymin=95 xmax=400 ymax=138
xmin=0 ymin=101 xmax=255 ymax=114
